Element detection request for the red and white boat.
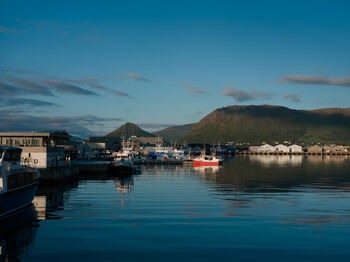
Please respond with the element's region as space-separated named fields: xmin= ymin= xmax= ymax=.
xmin=193 ymin=155 xmax=222 ymax=166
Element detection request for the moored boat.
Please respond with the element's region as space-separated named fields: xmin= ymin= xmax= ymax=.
xmin=193 ymin=155 xmax=222 ymax=166
xmin=108 ymin=151 xmax=136 ymax=176
xmin=0 ymin=146 xmax=40 ymax=217
xmin=109 ymin=159 xmax=135 ymax=176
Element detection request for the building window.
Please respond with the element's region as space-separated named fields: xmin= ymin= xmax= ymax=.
xmin=6 ymin=139 xmax=12 ymax=146
xmin=32 ymin=139 xmax=40 ymax=146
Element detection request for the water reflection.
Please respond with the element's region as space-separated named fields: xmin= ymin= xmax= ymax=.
xmin=249 ymin=155 xmax=303 ymax=166
xmin=195 ymin=156 xmax=350 ymax=225
xmin=0 ymin=206 xmax=39 ymax=262
xmin=2 ymin=157 xmax=350 ymax=262
xmin=193 ymin=165 xmax=221 ymax=177
xmin=200 ymin=156 xmax=350 ymax=193
xmin=141 ymin=165 xmax=193 ymax=177
xmin=35 ymin=180 xmax=79 ymax=220
xmin=32 ymin=196 xmax=46 ymax=220
xmin=113 ymin=176 xmax=134 ymax=207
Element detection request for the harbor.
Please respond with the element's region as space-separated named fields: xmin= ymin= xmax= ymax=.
xmin=2 ymin=155 xmax=350 ymax=262
xmin=0 ymin=131 xmax=349 ymax=184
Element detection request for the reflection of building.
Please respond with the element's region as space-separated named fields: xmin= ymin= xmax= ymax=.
xmin=307 ymin=155 xmax=346 ymax=164
xmin=0 ymin=132 xmax=69 ymax=168
xmin=250 ymin=155 xmax=303 ymax=166
xmin=32 ymin=196 xmax=47 ymax=220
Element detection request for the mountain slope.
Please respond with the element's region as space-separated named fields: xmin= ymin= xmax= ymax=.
xmin=105 ymin=122 xmax=155 ymax=138
xmin=183 ymin=105 xmax=350 ymax=144
xmin=153 ymin=123 xmax=195 ymax=142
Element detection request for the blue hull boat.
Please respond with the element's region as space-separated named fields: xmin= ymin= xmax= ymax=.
xmin=0 ymin=182 xmax=39 ymax=217
xmin=0 ymin=146 xmax=40 ymax=217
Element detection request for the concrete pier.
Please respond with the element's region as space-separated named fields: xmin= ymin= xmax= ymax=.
xmin=39 ymin=166 xmax=80 ymax=183
xmin=235 ymin=151 xmax=349 ymax=156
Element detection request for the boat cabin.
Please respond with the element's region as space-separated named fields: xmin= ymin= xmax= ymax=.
xmin=0 ymin=146 xmax=39 ymax=192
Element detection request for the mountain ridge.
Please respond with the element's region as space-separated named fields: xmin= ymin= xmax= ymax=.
xmin=105 ymin=122 xmax=155 ymax=138
xmin=182 ymin=105 xmax=350 ymax=144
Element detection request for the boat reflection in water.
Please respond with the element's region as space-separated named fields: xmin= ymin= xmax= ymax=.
xmin=113 ymin=176 xmax=134 ymax=206
xmin=193 ymin=164 xmax=221 ymax=177
xmin=0 ymin=205 xmax=39 ymax=262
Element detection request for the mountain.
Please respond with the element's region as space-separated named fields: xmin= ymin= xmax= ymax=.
xmin=153 ymin=123 xmax=195 ymax=143
xmin=105 ymin=122 xmax=155 ymax=138
xmin=183 ymin=105 xmax=350 ymax=145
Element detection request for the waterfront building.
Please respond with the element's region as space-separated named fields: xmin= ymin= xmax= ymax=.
xmin=79 ymin=142 xmax=107 ymax=159
xmin=249 ymin=146 xmax=260 ymax=153
xmin=289 ymin=144 xmax=303 ymax=153
xmin=89 ymin=137 xmax=121 ymax=151
xmin=274 ymin=144 xmax=289 ymax=153
xmin=307 ymin=145 xmax=323 ymax=154
xmin=0 ymin=131 xmax=69 ymax=168
xmin=258 ymin=144 xmax=275 ymax=153
xmin=323 ymin=145 xmax=333 ymax=154
xmin=329 ymin=145 xmax=346 ymax=154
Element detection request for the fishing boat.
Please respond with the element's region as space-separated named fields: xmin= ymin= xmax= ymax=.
xmin=192 ymin=155 xmax=222 ymax=166
xmin=0 ymin=146 xmax=40 ymax=217
xmin=108 ymin=152 xmax=136 ymax=176
xmin=148 ymin=141 xmax=184 ymax=159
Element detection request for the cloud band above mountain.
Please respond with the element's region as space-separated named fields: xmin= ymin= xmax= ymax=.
xmin=280 ymin=75 xmax=350 ymax=87
xmin=221 ymin=86 xmax=273 ymax=102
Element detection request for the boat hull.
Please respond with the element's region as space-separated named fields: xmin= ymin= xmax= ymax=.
xmin=193 ymin=160 xmax=221 ymax=166
xmin=0 ymin=182 xmax=39 ymax=217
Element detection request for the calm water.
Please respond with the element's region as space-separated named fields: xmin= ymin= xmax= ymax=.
xmin=1 ymin=155 xmax=350 ymax=262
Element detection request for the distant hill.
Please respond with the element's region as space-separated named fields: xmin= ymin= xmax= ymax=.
xmin=153 ymin=123 xmax=195 ymax=143
xmin=183 ymin=105 xmax=350 ymax=145
xmin=105 ymin=122 xmax=155 ymax=138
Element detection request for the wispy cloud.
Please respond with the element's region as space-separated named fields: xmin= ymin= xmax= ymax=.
xmin=3 ymin=76 xmax=55 ymax=96
xmin=0 ymin=68 xmax=42 ymax=75
xmin=64 ymin=77 xmax=100 ymax=85
xmin=0 ymin=98 xmax=59 ymax=108
xmin=1 ymin=68 xmax=136 ymax=99
xmin=121 ymin=73 xmax=151 ymax=82
xmin=110 ymin=90 xmax=135 ymax=99
xmin=186 ymin=87 xmax=210 ymax=94
xmin=279 ymin=75 xmax=350 ymax=87
xmin=0 ymin=111 xmax=122 ymax=137
xmin=222 ymin=86 xmax=273 ymax=102
xmin=0 ymin=25 xmax=18 ymax=33
xmin=42 ymin=80 xmax=98 ymax=96
xmin=283 ymin=94 xmax=301 ymax=103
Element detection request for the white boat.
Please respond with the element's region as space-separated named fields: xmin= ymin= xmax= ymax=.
xmin=0 ymin=146 xmax=40 ymax=217
xmin=149 ymin=141 xmax=184 ymax=158
xmin=109 ymin=153 xmax=135 ymax=176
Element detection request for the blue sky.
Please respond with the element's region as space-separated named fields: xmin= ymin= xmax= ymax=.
xmin=0 ymin=0 xmax=349 ymax=137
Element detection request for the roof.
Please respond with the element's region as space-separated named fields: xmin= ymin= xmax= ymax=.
xmin=0 ymin=146 xmax=22 ymax=151
xmin=0 ymin=131 xmax=69 ymax=138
